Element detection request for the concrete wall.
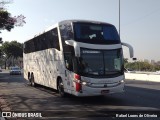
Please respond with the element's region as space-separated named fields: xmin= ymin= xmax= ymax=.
xmin=125 ymin=73 xmax=160 ymax=82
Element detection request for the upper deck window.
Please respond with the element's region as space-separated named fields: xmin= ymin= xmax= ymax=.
xmin=74 ymin=23 xmax=120 ymax=44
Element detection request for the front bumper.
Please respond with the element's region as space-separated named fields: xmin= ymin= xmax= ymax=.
xmin=72 ymin=81 xmax=125 ymax=97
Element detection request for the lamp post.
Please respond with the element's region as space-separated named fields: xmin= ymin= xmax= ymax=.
xmin=119 ymin=0 xmax=120 ymax=38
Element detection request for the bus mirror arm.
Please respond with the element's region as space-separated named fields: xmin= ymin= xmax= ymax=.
xmin=121 ymin=42 xmax=134 ymax=58
xmin=65 ymin=40 xmax=80 ymax=57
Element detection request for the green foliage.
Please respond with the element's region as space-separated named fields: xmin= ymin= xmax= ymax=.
xmin=0 ymin=40 xmax=23 ymax=68
xmin=0 ymin=10 xmax=14 ymax=31
xmin=125 ymin=61 xmax=160 ymax=72
xmin=0 ymin=0 xmax=26 ymax=32
xmin=155 ymin=65 xmax=160 ymax=71
xmin=1 ymin=41 xmax=23 ymax=58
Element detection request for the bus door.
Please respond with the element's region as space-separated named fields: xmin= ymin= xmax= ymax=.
xmin=64 ymin=54 xmax=75 ymax=93
xmin=64 ymin=69 xmax=73 ymax=93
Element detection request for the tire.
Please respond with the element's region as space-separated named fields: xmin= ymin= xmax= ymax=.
xmin=57 ymin=79 xmax=65 ymax=97
xmin=30 ymin=74 xmax=36 ymax=87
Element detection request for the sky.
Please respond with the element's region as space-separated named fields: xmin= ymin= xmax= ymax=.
xmin=1 ymin=0 xmax=160 ymax=61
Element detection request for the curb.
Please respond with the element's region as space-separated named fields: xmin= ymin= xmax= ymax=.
xmin=125 ymin=73 xmax=160 ymax=83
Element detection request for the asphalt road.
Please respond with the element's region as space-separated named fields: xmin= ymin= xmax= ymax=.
xmin=0 ymin=70 xmax=160 ymax=120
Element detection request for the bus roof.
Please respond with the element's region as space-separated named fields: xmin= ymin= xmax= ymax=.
xmin=59 ymin=19 xmax=113 ymax=26
xmin=24 ymin=19 xmax=113 ymax=43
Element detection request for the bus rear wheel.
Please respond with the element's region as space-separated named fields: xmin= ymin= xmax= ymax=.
xmin=58 ymin=79 xmax=65 ymax=97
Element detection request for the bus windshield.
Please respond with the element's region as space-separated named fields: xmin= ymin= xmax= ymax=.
xmin=74 ymin=23 xmax=120 ymax=44
xmin=77 ymin=48 xmax=123 ymax=77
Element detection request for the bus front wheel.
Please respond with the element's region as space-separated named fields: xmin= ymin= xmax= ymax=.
xmin=58 ymin=79 xmax=65 ymax=97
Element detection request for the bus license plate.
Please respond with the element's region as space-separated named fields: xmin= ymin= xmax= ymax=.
xmin=101 ymin=90 xmax=109 ymax=94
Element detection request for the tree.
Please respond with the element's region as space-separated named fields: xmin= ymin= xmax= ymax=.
xmin=0 ymin=10 xmax=14 ymax=31
xmin=125 ymin=61 xmax=160 ymax=72
xmin=0 ymin=40 xmax=23 ymax=68
xmin=0 ymin=0 xmax=26 ymax=33
xmin=10 ymin=41 xmax=23 ymax=58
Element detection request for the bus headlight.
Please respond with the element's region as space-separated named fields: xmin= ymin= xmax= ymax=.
xmin=120 ymin=80 xmax=125 ymax=83
xmin=82 ymin=82 xmax=87 ymax=85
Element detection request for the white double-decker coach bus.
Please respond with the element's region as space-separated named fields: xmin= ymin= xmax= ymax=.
xmin=23 ymin=20 xmax=134 ymax=97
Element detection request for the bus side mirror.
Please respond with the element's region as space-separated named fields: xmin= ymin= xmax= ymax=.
xmin=122 ymin=42 xmax=134 ymax=58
